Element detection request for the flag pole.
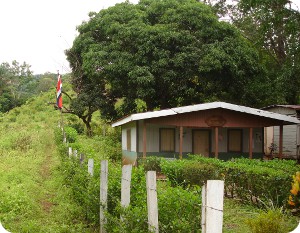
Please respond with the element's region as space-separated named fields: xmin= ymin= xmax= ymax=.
xmin=57 ymin=71 xmax=64 ymax=135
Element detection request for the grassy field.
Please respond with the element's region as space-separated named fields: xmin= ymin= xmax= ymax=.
xmin=0 ymin=92 xmax=96 ymax=232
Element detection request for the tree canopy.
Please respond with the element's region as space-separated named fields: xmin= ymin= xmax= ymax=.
xmin=208 ymin=0 xmax=300 ymax=104
xmin=66 ymin=0 xmax=280 ymax=121
xmin=0 ymin=61 xmax=59 ymax=113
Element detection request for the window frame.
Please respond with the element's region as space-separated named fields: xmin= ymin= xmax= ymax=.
xmin=227 ymin=129 xmax=243 ymax=153
xmin=159 ymin=128 xmax=176 ymax=152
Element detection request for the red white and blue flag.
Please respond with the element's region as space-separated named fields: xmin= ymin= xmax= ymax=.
xmin=56 ymin=74 xmax=62 ymax=109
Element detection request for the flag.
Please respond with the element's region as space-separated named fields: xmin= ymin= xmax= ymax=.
xmin=56 ymin=74 xmax=62 ymax=109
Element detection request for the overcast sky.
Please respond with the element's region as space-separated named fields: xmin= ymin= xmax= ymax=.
xmin=0 ymin=0 xmax=299 ymax=74
xmin=0 ymin=0 xmax=138 ymax=74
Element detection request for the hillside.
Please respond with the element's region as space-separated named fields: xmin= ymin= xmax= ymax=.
xmin=0 ymin=91 xmax=96 ymax=232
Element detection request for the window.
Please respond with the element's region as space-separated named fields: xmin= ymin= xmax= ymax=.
xmin=228 ymin=129 xmax=243 ymax=152
xmin=160 ymin=128 xmax=175 ymax=152
xmin=127 ymin=129 xmax=131 ymax=151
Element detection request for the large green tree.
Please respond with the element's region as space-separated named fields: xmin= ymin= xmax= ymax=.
xmin=0 ymin=61 xmax=35 ymax=112
xmin=208 ymin=0 xmax=300 ymax=104
xmin=67 ymin=0 xmax=269 ymax=120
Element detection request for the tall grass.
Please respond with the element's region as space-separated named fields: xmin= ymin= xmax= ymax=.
xmin=0 ymin=91 xmax=96 ymax=232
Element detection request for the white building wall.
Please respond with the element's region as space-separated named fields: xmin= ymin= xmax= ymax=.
xmin=211 ymin=128 xmax=227 ymax=153
xmin=274 ymin=125 xmax=297 ymax=156
xmin=122 ymin=122 xmax=137 ymax=152
xmin=137 ymin=121 xmax=194 ymax=153
xmin=264 ymin=127 xmax=274 ymax=154
xmin=137 ymin=121 xmax=160 ymax=153
xmin=264 ymin=106 xmax=299 ymax=157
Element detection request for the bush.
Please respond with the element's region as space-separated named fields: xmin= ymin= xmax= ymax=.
xmin=64 ymin=126 xmax=78 ymax=143
xmin=288 ymin=171 xmax=300 ymax=215
xmin=138 ymin=156 xmax=162 ymax=173
xmin=161 ymin=155 xmax=293 ymax=207
xmin=101 ymin=135 xmax=122 ymax=162
xmin=246 ymin=209 xmax=286 ymax=233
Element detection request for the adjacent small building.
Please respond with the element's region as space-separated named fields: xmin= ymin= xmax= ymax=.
xmin=262 ymin=105 xmax=300 ymax=159
xmin=112 ymin=102 xmax=300 ymax=165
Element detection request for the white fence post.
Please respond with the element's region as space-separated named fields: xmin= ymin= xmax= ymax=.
xmin=100 ymin=160 xmax=108 ymax=233
xmin=63 ymin=131 xmax=66 ymax=143
xmin=80 ymin=153 xmax=85 ymax=164
xmin=73 ymin=150 xmax=78 ymax=158
xmin=202 ymin=180 xmax=224 ymax=233
xmin=88 ymin=159 xmax=94 ymax=176
xmin=201 ymin=183 xmax=207 ymax=233
xmin=146 ymin=171 xmax=159 ymax=233
xmin=121 ymin=165 xmax=132 ymax=208
xmin=68 ymin=147 xmax=72 ymax=158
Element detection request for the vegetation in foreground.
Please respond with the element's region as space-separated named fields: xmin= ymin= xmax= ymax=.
xmin=0 ymin=90 xmax=299 ymax=232
xmin=0 ymin=91 xmax=97 ymax=232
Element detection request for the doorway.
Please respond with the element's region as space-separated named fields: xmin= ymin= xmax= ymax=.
xmin=193 ymin=129 xmax=211 ymax=157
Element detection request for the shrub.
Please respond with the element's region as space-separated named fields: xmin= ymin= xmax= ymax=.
xmin=245 ymin=209 xmax=286 ymax=233
xmin=64 ymin=126 xmax=78 ymax=143
xmin=101 ymin=135 xmax=122 ymax=162
xmin=288 ymin=171 xmax=300 ymax=215
xmin=161 ymin=155 xmax=294 ymax=207
xmin=139 ymin=156 xmax=162 ymax=173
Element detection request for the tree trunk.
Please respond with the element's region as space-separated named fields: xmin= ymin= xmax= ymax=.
xmin=80 ymin=116 xmax=93 ymax=137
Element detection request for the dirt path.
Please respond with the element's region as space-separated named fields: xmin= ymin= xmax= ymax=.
xmin=39 ymin=149 xmax=54 ymax=213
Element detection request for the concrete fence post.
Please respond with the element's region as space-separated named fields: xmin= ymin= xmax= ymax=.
xmin=202 ymin=180 xmax=224 ymax=233
xmin=73 ymin=150 xmax=77 ymax=158
xmin=146 ymin=171 xmax=159 ymax=233
xmin=121 ymin=165 xmax=132 ymax=208
xmin=100 ymin=160 xmax=108 ymax=233
xmin=88 ymin=159 xmax=94 ymax=176
xmin=68 ymin=147 xmax=72 ymax=158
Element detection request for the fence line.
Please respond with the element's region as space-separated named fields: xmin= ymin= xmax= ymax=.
xmin=61 ymin=126 xmax=300 ymax=233
xmin=65 ymin=144 xmax=224 ymax=233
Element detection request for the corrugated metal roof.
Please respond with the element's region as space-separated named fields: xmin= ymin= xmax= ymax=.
xmin=262 ymin=104 xmax=300 ymax=110
xmin=112 ymin=102 xmax=300 ymax=127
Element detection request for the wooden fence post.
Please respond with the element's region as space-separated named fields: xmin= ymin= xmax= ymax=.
xmin=146 ymin=171 xmax=159 ymax=233
xmin=201 ymin=180 xmax=224 ymax=233
xmin=121 ymin=165 xmax=132 ymax=208
xmin=88 ymin=159 xmax=94 ymax=176
xmin=100 ymin=160 xmax=108 ymax=233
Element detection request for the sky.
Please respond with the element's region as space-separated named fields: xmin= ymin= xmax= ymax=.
xmin=0 ymin=0 xmax=299 ymax=75
xmin=0 ymin=0 xmax=138 ymax=74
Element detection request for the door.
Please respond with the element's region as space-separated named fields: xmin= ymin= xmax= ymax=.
xmin=193 ymin=130 xmax=210 ymax=157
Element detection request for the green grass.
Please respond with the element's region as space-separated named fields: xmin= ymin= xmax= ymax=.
xmin=223 ymin=199 xmax=299 ymax=233
xmin=0 ymin=92 xmax=96 ymax=232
